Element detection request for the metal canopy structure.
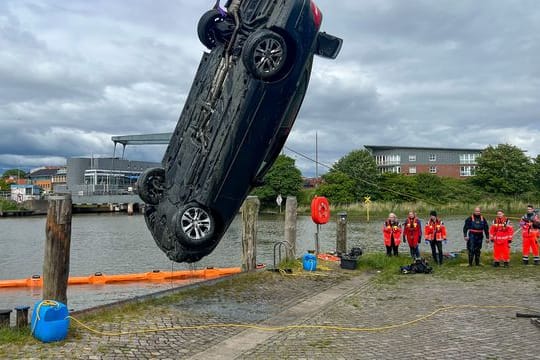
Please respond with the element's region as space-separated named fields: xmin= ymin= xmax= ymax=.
xmin=111 ymin=132 xmax=173 ymax=158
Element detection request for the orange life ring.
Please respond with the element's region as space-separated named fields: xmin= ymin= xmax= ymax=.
xmin=311 ymin=196 xmax=330 ymax=224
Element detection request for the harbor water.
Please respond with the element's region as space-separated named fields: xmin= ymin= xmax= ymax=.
xmin=0 ymin=213 xmax=514 ymax=313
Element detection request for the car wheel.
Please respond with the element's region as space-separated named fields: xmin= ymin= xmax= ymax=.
xmin=242 ymin=29 xmax=288 ymax=80
xmin=174 ymin=203 xmax=215 ymax=247
xmin=197 ymin=9 xmax=227 ymax=49
xmin=137 ymin=167 xmax=165 ymax=205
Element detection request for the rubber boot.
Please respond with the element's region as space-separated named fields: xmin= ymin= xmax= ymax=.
xmin=468 ymin=253 xmax=474 ymax=267
xmin=523 ymin=259 xmax=529 ymax=265
xmin=493 ymin=261 xmax=500 ymax=267
xmin=503 ymin=262 xmax=509 ymax=267
xmin=475 ymin=255 xmax=481 ymax=266
xmin=534 ymin=259 xmax=539 ymax=266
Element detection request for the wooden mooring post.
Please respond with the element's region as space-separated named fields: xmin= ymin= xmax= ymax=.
xmin=284 ymin=196 xmax=297 ymax=260
xmin=336 ymin=211 xmax=348 ymax=255
xmin=43 ymin=194 xmax=72 ymax=305
xmin=241 ymin=196 xmax=260 ymax=272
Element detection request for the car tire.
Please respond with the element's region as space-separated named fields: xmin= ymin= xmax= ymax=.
xmin=242 ymin=29 xmax=288 ymax=81
xmin=137 ymin=167 xmax=165 ymax=205
xmin=173 ymin=203 xmax=215 ymax=247
xmin=197 ymin=9 xmax=227 ymax=49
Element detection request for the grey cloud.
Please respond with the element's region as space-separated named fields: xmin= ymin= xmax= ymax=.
xmin=1 ymin=0 xmax=540 ymax=176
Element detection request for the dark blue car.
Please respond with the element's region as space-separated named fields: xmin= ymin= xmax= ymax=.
xmin=137 ymin=0 xmax=342 ymax=263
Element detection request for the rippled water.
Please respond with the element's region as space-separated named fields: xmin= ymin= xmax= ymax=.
xmin=0 ymin=213 xmax=517 ymax=313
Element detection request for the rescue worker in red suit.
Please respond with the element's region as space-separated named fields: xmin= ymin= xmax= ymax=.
xmin=383 ymin=213 xmax=401 ymax=256
xmin=519 ymin=204 xmax=539 ymax=265
xmin=403 ymin=211 xmax=422 ymax=259
xmin=424 ymin=210 xmax=447 ymax=265
xmin=488 ymin=209 xmax=514 ymax=267
xmin=463 ymin=207 xmax=489 ymax=266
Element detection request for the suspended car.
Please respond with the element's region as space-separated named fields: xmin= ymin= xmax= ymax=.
xmin=138 ymin=0 xmax=343 ymax=263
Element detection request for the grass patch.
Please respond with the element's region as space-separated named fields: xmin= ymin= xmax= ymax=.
xmin=356 ymin=253 xmax=411 ymax=284
xmin=355 ymin=250 xmax=540 ymax=285
xmin=297 ymin=199 xmax=536 ymax=220
xmin=435 ymin=251 xmax=540 ymax=281
xmin=309 ymin=339 xmax=332 ymax=349
xmin=0 ymin=199 xmax=26 ymax=211
xmin=0 ymin=326 xmax=34 ymax=346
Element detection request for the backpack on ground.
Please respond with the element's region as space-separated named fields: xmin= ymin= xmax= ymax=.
xmin=400 ymin=258 xmax=433 ymax=274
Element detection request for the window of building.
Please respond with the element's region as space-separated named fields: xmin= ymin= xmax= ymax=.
xmin=460 ymin=166 xmax=477 ymax=177
xmin=375 ymin=154 xmax=401 ymax=166
xmin=429 ymin=166 xmax=437 ymax=174
xmin=380 ymin=166 xmax=401 ymax=174
xmin=409 ymin=166 xmax=417 ymax=174
xmin=429 ymin=154 xmax=437 ymax=162
xmin=459 ymin=153 xmax=479 ymax=164
xmin=408 ymin=155 xmax=416 ymax=162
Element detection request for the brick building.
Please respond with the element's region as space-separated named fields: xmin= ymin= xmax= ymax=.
xmin=28 ymin=167 xmax=62 ymax=192
xmin=364 ymin=145 xmax=483 ymax=179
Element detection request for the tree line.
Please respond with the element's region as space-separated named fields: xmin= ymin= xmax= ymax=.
xmin=252 ymin=144 xmax=540 ymax=209
xmin=3 ymin=143 xmax=538 ymax=209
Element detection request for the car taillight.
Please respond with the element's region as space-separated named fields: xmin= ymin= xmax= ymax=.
xmin=310 ymin=0 xmax=323 ymax=29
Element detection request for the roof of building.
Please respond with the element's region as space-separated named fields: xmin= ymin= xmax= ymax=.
xmin=29 ymin=167 xmax=62 ymax=178
xmin=363 ymin=145 xmax=483 ymax=152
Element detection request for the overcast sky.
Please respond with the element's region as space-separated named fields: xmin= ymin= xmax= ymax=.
xmin=1 ymin=0 xmax=539 ymax=176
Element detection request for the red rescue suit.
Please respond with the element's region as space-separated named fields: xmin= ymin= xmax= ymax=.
xmin=403 ymin=217 xmax=421 ymax=247
xmin=489 ymin=217 xmax=513 ymax=262
xmin=424 ymin=218 xmax=447 ymax=242
xmin=383 ymin=221 xmax=402 ymax=247
xmin=520 ymin=215 xmax=539 ymax=263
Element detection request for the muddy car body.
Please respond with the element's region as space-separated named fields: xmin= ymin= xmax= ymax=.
xmin=138 ymin=0 xmax=342 ymax=263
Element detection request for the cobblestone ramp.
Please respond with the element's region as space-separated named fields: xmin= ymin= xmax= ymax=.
xmin=187 ymin=275 xmax=372 ymax=360
xmin=3 ymin=271 xmax=539 ymax=359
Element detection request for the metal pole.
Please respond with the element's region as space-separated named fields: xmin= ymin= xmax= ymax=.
xmin=315 ymin=224 xmax=320 ymax=254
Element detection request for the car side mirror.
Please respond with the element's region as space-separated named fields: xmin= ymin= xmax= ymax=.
xmin=315 ymin=32 xmax=343 ymax=59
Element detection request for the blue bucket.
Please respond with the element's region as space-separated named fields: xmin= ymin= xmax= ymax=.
xmin=302 ymin=253 xmax=317 ymax=271
xmin=30 ymin=300 xmax=70 ymax=343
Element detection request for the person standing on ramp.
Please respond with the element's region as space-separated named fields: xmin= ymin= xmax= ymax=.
xmin=463 ymin=207 xmax=489 ymax=266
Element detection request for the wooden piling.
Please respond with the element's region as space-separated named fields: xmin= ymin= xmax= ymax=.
xmin=336 ymin=212 xmax=347 ymax=255
xmin=241 ymin=196 xmax=260 ymax=272
xmin=43 ymin=194 xmax=72 ymax=305
xmin=284 ymin=196 xmax=297 ymax=260
xmin=127 ymin=203 xmax=134 ymax=215
xmin=15 ymin=306 xmax=30 ymax=328
xmin=0 ymin=309 xmax=11 ymax=328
